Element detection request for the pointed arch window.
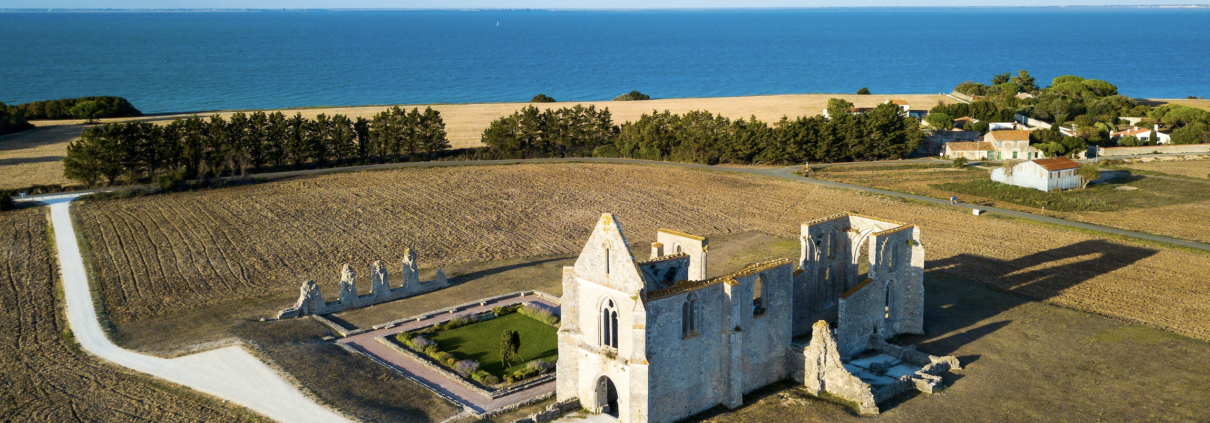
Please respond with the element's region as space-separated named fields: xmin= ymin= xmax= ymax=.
xmin=601 ymin=299 xmax=619 ymax=349
xmin=682 ymin=294 xmax=698 ymax=338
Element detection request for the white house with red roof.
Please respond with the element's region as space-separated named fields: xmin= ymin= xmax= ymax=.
xmin=990 ymin=157 xmax=1084 ymax=191
xmin=1111 ymin=125 xmax=1171 ymax=145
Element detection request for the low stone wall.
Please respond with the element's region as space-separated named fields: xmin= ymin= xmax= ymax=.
xmin=1098 ymin=143 xmax=1210 ymax=158
xmin=371 ymin=290 xmax=560 ymax=330
xmin=310 ymin=314 xmax=364 ymax=338
xmin=509 ymin=398 xmax=581 ymax=423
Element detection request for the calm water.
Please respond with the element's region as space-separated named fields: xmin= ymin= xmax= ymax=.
xmin=2 ymin=8 xmax=1209 ymax=113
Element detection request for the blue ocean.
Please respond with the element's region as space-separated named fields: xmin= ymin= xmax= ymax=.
xmin=1 ymin=8 xmax=1208 ymax=113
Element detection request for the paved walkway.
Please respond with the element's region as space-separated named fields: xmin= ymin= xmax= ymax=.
xmin=338 ymin=294 xmax=559 ymax=415
xmin=43 ymin=195 xmax=352 ymax=423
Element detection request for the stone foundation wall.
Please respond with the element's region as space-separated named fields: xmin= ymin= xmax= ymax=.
xmin=277 ymin=249 xmax=449 ymax=318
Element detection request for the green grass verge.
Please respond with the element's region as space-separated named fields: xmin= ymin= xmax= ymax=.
xmin=430 ymin=313 xmax=558 ymax=377
xmin=933 ymin=180 xmax=1116 ymax=212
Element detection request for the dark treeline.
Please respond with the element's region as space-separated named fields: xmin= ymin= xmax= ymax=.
xmin=482 ymin=103 xmax=921 ymax=164
xmin=7 ymin=96 xmax=142 ymax=120
xmin=0 ymin=102 xmax=34 ymax=136
xmin=63 ymin=106 xmax=448 ymax=187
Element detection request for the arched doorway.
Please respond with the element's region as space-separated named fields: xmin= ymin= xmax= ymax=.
xmin=596 ymin=376 xmax=620 ymax=418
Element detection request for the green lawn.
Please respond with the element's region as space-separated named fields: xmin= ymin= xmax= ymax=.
xmin=429 ymin=313 xmax=558 ymax=377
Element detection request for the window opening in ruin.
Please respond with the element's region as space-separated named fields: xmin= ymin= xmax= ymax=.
xmin=675 ymin=243 xmax=683 ymax=254
xmin=682 ymin=294 xmax=698 ymax=338
xmin=885 ymin=282 xmax=891 ymax=319
xmin=826 ymin=232 xmax=836 ymax=260
xmin=605 ymin=247 xmax=610 ymax=275
xmin=601 ymin=299 xmax=619 ymax=348
xmin=753 ymin=274 xmax=766 ymax=316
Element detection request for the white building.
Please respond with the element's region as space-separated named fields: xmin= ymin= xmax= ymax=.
xmin=1111 ymin=125 xmax=1171 ymax=145
xmin=990 ymin=157 xmax=1084 ymax=191
xmin=982 ymin=129 xmax=1043 ymax=161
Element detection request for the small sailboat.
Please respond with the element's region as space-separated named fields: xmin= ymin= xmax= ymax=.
xmin=496 ymin=21 xmax=500 ymax=27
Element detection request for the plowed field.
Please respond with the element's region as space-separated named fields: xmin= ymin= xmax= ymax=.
xmin=0 ymin=208 xmax=263 ymax=422
xmin=75 ymin=163 xmax=1210 ymax=342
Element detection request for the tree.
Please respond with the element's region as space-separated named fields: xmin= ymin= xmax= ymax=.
xmin=613 ymin=91 xmax=650 ymax=101
xmin=1078 ymin=163 xmax=1100 ymax=189
xmin=531 ymin=94 xmax=556 ymax=103
xmin=825 ymin=98 xmax=855 ymax=119
xmin=1011 ymin=70 xmax=1037 ymax=92
xmin=952 ymin=157 xmax=968 ymax=168
xmin=0 ymin=101 xmax=34 ymax=136
xmin=499 ymin=329 xmax=521 ymax=367
xmin=70 ymin=100 xmax=104 ymax=124
xmin=1171 ymin=122 xmax=1210 ymax=145
xmin=991 ymin=71 xmax=1012 ymax=85
xmin=856 ymin=87 xmax=871 ymax=95
xmin=925 ymin=113 xmax=954 ymax=131
xmin=1148 ymin=126 xmax=1159 ymax=145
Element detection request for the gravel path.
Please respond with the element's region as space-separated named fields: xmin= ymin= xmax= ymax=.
xmin=44 ymin=195 xmax=352 ymax=423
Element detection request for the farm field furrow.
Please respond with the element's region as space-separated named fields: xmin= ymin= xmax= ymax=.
xmin=0 ymin=208 xmax=264 ymax=422
xmin=74 ymin=163 xmax=1210 ymax=343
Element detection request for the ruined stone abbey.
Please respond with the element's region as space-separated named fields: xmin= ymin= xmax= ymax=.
xmin=556 ymin=213 xmax=959 ymax=422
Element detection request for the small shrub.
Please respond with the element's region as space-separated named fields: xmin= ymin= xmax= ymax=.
xmin=531 ymin=94 xmax=556 ymax=103
xmin=503 ymin=375 xmax=514 ymax=384
xmin=471 ymin=369 xmax=491 ymax=383
xmin=856 ymin=87 xmax=871 ymax=95
xmin=424 ymin=345 xmax=439 ymax=356
xmin=0 ymin=190 xmax=13 ymax=212
xmin=445 ymin=358 xmax=456 ymax=366
xmin=455 ymin=360 xmax=480 ymax=376
xmin=513 ymin=366 xmax=540 ymax=381
xmin=952 ymin=157 xmax=969 ymax=168
xmin=518 ymin=304 xmax=560 ymax=326
xmin=443 ymin=316 xmax=472 ymax=330
xmin=483 ymin=374 xmax=500 ymax=385
xmin=527 ymin=359 xmax=556 ymax=374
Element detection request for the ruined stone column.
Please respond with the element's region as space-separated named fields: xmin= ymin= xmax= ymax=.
xmin=401 ymin=248 xmax=420 ymax=292
xmin=370 ymin=260 xmax=390 ymax=303
xmin=337 ymin=264 xmax=357 ymax=307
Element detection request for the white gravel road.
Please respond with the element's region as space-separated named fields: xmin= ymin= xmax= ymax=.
xmin=46 ymin=196 xmax=353 ymax=423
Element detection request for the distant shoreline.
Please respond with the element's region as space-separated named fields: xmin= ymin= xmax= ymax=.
xmin=4 ymin=5 xmax=1210 ymax=12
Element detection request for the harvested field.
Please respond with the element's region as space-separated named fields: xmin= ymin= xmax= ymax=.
xmin=1120 ymin=156 xmax=1210 ymax=179
xmin=0 ymin=93 xmax=950 ymax=188
xmin=815 ymin=162 xmax=1210 ymax=244
xmin=0 ymin=208 xmax=264 ymax=422
xmin=74 ymin=162 xmax=1210 ymax=346
xmin=0 ymin=124 xmax=82 ymax=189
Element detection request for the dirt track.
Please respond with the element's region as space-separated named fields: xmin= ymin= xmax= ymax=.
xmin=0 ymin=207 xmax=265 ymax=422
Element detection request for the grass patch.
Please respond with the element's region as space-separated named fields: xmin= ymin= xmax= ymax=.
xmin=815 ymin=162 xmax=951 ymax=173
xmin=429 ymin=313 xmax=557 ymax=377
xmin=933 ymin=180 xmax=1116 ymax=212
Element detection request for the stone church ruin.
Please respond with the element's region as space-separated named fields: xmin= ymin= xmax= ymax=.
xmin=556 ymin=213 xmax=959 ymax=422
xmin=277 ymin=248 xmax=450 ymax=318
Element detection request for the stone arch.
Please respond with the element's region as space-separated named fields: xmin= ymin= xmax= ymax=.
xmin=599 ymin=296 xmax=619 ymax=349
xmin=593 ymin=374 xmax=620 ymax=417
xmin=673 ymin=242 xmax=683 ymax=254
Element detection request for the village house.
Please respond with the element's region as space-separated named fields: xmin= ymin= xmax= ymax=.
xmin=943 ymin=141 xmax=995 ymax=160
xmin=990 ymin=157 xmax=1084 ymax=191
xmin=920 ymin=130 xmax=980 ymax=155
xmin=981 ymin=129 xmax=1042 ymax=161
xmin=1111 ymin=125 xmax=1171 ymax=145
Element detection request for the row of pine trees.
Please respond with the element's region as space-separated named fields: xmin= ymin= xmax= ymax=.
xmin=64 ymin=107 xmax=448 ymax=186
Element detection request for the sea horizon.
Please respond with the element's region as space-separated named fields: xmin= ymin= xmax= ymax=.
xmin=3 ymin=7 xmax=1209 ymax=112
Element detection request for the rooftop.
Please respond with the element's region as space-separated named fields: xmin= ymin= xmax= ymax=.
xmin=657 ymin=228 xmax=706 ymax=242
xmin=1032 ymin=157 xmax=1081 ymax=171
xmin=946 ymin=141 xmax=995 ymax=152
xmin=987 ymin=130 xmax=1032 ymax=141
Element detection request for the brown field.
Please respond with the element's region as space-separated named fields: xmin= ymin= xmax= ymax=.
xmin=1119 ymin=155 xmax=1210 ymax=179
xmin=1144 ymin=97 xmax=1210 ymax=111
xmin=0 ymin=93 xmax=949 ymax=189
xmin=74 ymin=162 xmax=1210 ymax=348
xmin=0 ymin=208 xmax=264 ymax=422
xmin=814 ymin=162 xmax=1210 ymax=245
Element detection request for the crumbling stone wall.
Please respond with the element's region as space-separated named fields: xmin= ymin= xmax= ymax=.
xmin=276 ymin=248 xmax=450 ymax=318
xmin=796 ymin=321 xmax=879 ymax=415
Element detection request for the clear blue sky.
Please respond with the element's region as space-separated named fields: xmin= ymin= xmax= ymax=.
xmin=12 ymin=1 xmax=1206 ymax=9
